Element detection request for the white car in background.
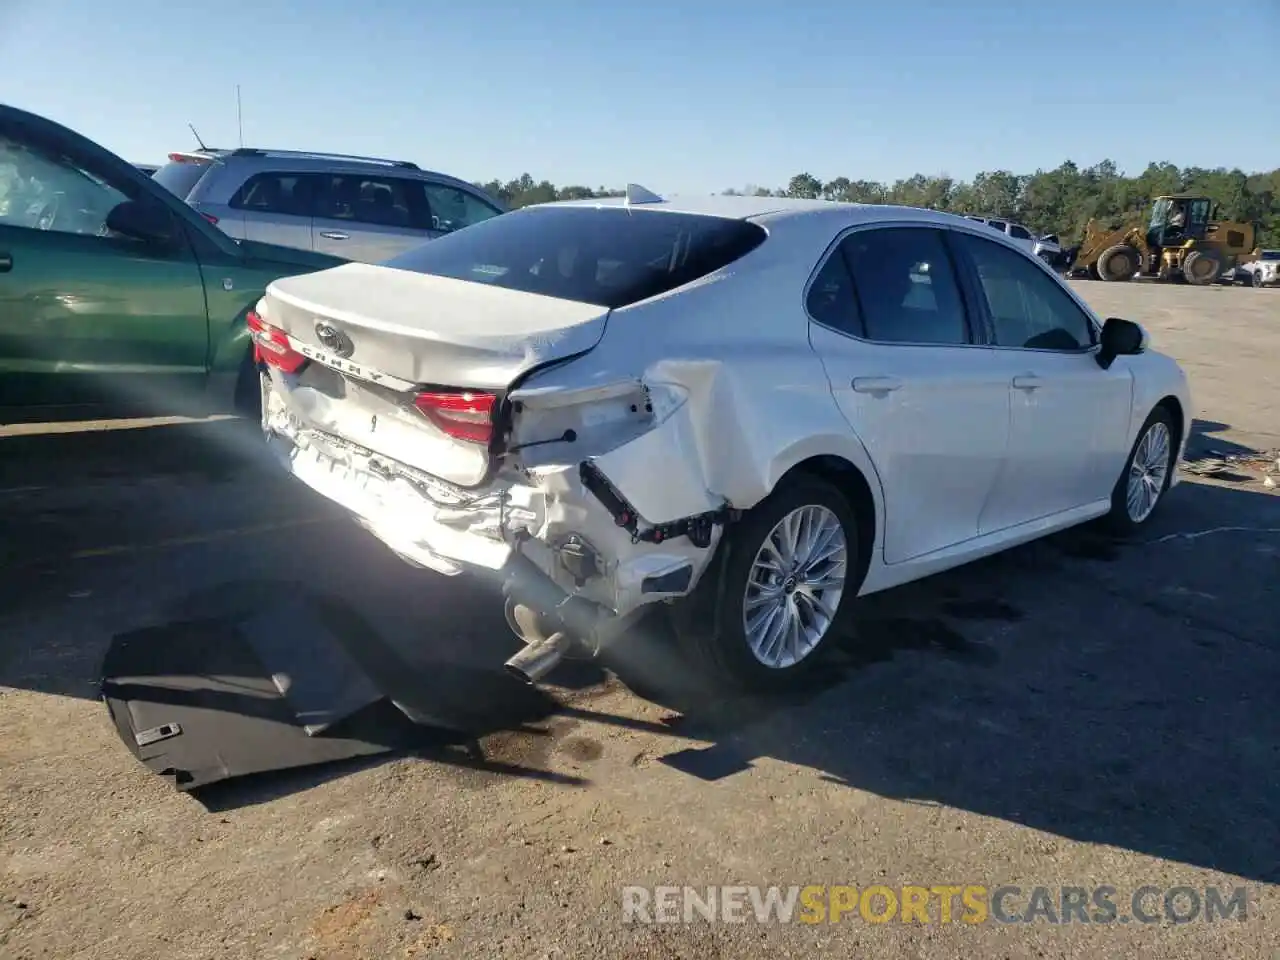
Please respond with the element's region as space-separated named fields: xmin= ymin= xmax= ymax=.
xmin=251 ymin=191 xmax=1192 ymax=692
xmin=1240 ymin=250 xmax=1280 ymax=287
xmin=1032 ymin=232 xmax=1063 ymax=262
xmin=964 ymin=215 xmax=1065 ymax=267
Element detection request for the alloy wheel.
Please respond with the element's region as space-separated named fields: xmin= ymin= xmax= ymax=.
xmin=742 ymin=504 xmax=848 ymax=669
xmin=1126 ymin=421 xmax=1171 ymax=523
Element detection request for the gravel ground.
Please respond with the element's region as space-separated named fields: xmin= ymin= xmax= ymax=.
xmin=2 ymin=280 xmax=1278 ymax=959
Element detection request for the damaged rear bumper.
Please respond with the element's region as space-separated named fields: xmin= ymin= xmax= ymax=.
xmin=262 ymin=381 xmax=725 ymax=636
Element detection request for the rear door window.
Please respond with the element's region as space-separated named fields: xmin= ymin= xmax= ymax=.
xmin=315 ymin=174 xmax=420 ymax=229
xmin=838 ymin=227 xmax=971 ymax=345
xmin=986 ymin=220 xmax=1007 ymax=232
xmin=230 ymin=172 xmax=315 ymax=217
xmin=806 ymin=250 xmax=861 ymax=335
xmin=0 ymin=132 xmax=129 ymax=235
xmin=1008 ymin=224 xmax=1032 ymax=240
xmin=383 ymin=206 xmax=767 ymax=308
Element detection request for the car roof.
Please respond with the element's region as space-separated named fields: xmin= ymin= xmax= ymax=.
xmin=543 ymin=192 xmax=997 ymax=232
xmin=546 ymin=193 xmax=837 ymax=219
xmin=537 ymin=193 xmax=1047 ymax=262
xmin=164 ymin=147 xmax=483 ymax=193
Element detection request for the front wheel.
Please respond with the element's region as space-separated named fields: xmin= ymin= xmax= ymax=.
xmin=1097 ymin=244 xmax=1139 ymax=281
xmin=1105 ymin=408 xmax=1176 ymax=535
xmin=675 ymin=476 xmax=860 ymax=691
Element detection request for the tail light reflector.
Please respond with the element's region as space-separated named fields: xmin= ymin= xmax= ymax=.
xmin=246 ymin=310 xmax=307 ymax=374
xmin=413 ymin=390 xmax=496 ymax=444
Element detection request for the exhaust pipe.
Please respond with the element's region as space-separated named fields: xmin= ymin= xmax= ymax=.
xmin=504 ymin=630 xmax=573 ymax=685
xmin=503 ymin=598 xmax=574 ymax=685
xmin=500 ymin=556 xmax=616 ymax=684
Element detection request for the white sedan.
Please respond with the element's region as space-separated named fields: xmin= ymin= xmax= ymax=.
xmin=250 ymin=190 xmax=1191 ymax=692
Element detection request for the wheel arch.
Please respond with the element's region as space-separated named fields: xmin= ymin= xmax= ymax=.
xmin=1152 ymin=394 xmax=1186 ymax=459
xmin=770 ymin=453 xmax=880 ymax=598
xmin=204 ymin=298 xmax=262 ymax=414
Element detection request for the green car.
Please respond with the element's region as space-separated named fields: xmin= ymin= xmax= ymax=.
xmin=0 ymin=104 xmax=344 ymax=418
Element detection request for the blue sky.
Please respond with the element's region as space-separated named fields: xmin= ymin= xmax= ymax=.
xmin=2 ymin=0 xmax=1277 ymax=193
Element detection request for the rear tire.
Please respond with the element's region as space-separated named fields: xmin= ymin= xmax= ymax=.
xmin=1097 ymin=244 xmax=1139 ymax=281
xmin=1251 ymin=270 xmax=1264 ymax=288
xmin=1105 ymin=406 xmax=1176 ymax=536
xmin=674 ymin=476 xmax=861 ymax=692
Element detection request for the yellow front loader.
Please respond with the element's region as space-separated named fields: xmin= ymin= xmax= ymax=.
xmin=1072 ymin=194 xmax=1260 ymax=285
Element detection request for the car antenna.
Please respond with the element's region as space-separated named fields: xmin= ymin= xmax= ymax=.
xmin=188 ymin=123 xmax=210 ymax=152
xmin=624 ymin=183 xmax=664 ymax=215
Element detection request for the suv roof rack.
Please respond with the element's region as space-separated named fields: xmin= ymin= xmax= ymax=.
xmin=229 ymin=147 xmax=419 ymax=170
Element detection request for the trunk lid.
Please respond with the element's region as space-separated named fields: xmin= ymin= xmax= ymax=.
xmin=263 ymin=262 xmax=609 ymax=390
xmin=260 ymin=262 xmax=610 ymax=488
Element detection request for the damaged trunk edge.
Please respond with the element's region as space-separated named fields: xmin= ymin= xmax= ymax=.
xmin=262 ymin=351 xmax=742 ymax=664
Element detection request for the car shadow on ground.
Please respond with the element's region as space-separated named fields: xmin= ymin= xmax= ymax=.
xmin=1186 ymin=417 xmax=1275 ymax=461
xmin=604 ymin=477 xmax=1280 ymax=885
xmin=0 ymin=415 xmax=269 ymax=488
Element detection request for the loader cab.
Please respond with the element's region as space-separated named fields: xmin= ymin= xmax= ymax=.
xmin=1148 ymin=195 xmax=1211 ymax=247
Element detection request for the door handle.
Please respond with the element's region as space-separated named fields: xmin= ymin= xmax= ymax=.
xmin=1012 ymin=374 xmax=1043 ymax=391
xmin=0 ymin=252 xmax=11 ymax=273
xmin=851 ymin=376 xmax=903 ymax=394
xmin=319 ymin=231 xmax=349 ymax=240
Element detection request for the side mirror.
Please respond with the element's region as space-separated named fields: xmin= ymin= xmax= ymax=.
xmin=105 ymin=199 xmax=178 ymax=245
xmin=1096 ymin=317 xmax=1146 ymax=369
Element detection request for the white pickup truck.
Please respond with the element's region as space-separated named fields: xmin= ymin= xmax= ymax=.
xmin=962 ymin=215 xmax=1063 ymax=265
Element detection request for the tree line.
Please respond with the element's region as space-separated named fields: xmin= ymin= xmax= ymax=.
xmin=478 ymin=161 xmax=1280 ymax=247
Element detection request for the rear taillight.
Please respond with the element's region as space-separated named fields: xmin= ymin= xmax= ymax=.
xmin=413 ymin=390 xmax=496 ymax=445
xmin=201 ymin=212 xmax=219 ymax=225
xmin=246 ymin=310 xmax=307 ymax=374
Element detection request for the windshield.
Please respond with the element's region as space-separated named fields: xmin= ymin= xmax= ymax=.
xmin=1261 ymin=251 xmax=1280 ymax=261
xmin=383 ymin=205 xmax=768 ymax=309
xmin=1149 ymin=198 xmax=1173 ymax=228
xmin=152 ymin=159 xmax=214 ymax=198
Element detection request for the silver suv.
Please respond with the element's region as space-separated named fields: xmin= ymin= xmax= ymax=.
xmin=151 ymin=147 xmax=507 ymax=263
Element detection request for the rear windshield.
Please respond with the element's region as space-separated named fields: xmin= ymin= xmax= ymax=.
xmin=152 ymin=159 xmax=214 ymax=199
xmin=383 ymin=205 xmax=768 ymax=308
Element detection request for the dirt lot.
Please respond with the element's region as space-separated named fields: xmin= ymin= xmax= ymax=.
xmin=2 ymin=280 xmax=1278 ymax=959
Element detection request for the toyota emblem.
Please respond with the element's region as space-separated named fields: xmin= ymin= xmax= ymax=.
xmin=315 ymin=321 xmax=354 ymax=358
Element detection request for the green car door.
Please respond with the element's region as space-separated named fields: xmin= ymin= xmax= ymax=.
xmin=0 ymin=114 xmax=208 ymax=411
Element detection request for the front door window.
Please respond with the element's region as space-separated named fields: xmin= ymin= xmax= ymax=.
xmin=0 ymin=134 xmax=127 ymax=236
